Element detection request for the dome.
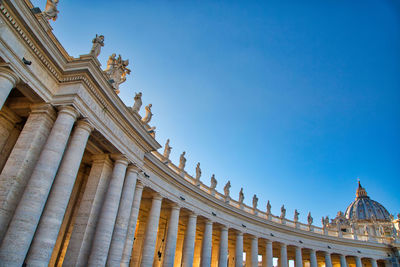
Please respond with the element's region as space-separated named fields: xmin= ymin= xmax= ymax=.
xmin=345 ymin=181 xmax=391 ymax=222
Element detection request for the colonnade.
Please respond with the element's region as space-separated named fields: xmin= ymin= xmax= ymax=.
xmin=0 ymin=68 xmax=395 ymax=267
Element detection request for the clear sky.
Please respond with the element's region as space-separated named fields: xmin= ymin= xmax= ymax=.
xmin=32 ymin=0 xmax=400 ymax=225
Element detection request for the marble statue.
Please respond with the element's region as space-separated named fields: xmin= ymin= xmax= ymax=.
xmin=224 ymin=181 xmax=231 ymax=197
xmin=90 ymin=34 xmax=104 ymax=58
xmin=195 ymin=162 xmax=201 ymax=180
xmin=266 ymin=200 xmax=271 ymax=214
xmin=280 ymin=205 xmax=286 ymax=219
xmin=179 ymin=151 xmax=186 ymax=170
xmin=141 ymin=104 xmax=153 ymax=124
xmin=322 ymin=217 xmax=326 ymax=228
xmin=252 ymin=194 xmax=258 ymax=210
xmin=163 ymin=139 xmax=172 ymax=159
xmin=294 ymin=209 xmax=299 ymax=222
xmin=307 ymin=212 xmax=313 ymax=225
xmin=131 ymin=92 xmax=142 ymax=113
xmin=210 ymin=174 xmax=217 ymax=190
xmin=238 ymin=188 xmax=244 ymax=204
xmin=104 ymin=54 xmax=131 ymax=93
xmin=43 ymin=0 xmax=59 ymax=21
xmin=325 ymin=216 xmax=330 ymax=226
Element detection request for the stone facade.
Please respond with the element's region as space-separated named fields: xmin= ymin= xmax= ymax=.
xmin=0 ymin=1 xmax=398 ymax=267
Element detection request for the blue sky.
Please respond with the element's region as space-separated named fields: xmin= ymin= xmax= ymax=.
xmin=32 ymin=0 xmax=400 ymax=225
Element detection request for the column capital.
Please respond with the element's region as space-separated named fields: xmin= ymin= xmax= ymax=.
xmin=111 ymin=154 xmax=129 ymax=165
xmin=91 ymin=154 xmax=112 ymax=165
xmin=220 ymin=225 xmax=229 ymax=231
xmin=170 ymin=203 xmax=181 ymax=210
xmin=135 ymin=180 xmax=144 ymax=189
xmin=280 ymin=242 xmax=287 ymax=248
xmin=76 ymin=119 xmax=94 ymax=133
xmin=265 ymin=239 xmax=272 ymax=245
xmin=188 ymin=212 xmax=198 ymax=219
xmin=151 ymin=192 xmax=163 ymax=201
xmin=236 ymin=231 xmax=243 ymax=237
xmin=30 ymin=103 xmax=57 ymax=121
xmin=204 ymin=219 xmax=213 ymax=225
xmin=126 ymin=164 xmax=140 ymax=174
xmin=0 ymin=67 xmax=20 ymax=85
xmin=58 ymin=105 xmax=79 ymax=120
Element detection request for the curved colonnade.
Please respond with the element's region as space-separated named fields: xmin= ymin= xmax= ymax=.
xmin=0 ymin=1 xmax=398 ymax=266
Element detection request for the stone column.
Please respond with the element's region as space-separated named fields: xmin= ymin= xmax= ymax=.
xmin=235 ymin=232 xmax=243 ymax=267
xmin=0 ymin=104 xmax=55 ymax=243
xmin=371 ymin=258 xmax=378 ymax=267
xmin=0 ymin=105 xmax=78 ymax=267
xmin=182 ymin=213 xmax=198 ymax=267
xmin=63 ymin=154 xmax=113 ymax=266
xmin=251 ymin=236 xmax=258 ymax=267
xmin=355 ymin=256 xmax=362 ymax=267
xmin=265 ymin=240 xmax=273 ymax=267
xmin=325 ymin=251 xmax=332 ymax=267
xmin=26 ymin=119 xmax=93 ymax=266
xmin=139 ymin=193 xmax=163 ymax=266
xmin=0 ymin=106 xmax=21 ymax=168
xmin=340 ymin=255 xmax=347 ymax=267
xmin=107 ymin=165 xmax=139 ymax=266
xmin=309 ymin=249 xmax=317 ymax=267
xmin=280 ymin=243 xmax=288 ymax=267
xmin=201 ymin=220 xmax=213 ymax=267
xmin=295 ymin=247 xmax=303 ymax=267
xmin=87 ymin=155 xmax=129 ymax=267
xmin=0 ymin=67 xmax=19 ymax=109
xmin=218 ymin=226 xmax=228 ymax=267
xmin=120 ymin=181 xmax=144 ymax=267
xmin=162 ymin=204 xmax=181 ymax=267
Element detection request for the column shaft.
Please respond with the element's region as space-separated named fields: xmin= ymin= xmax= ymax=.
xmin=0 ymin=67 xmax=19 ymax=109
xmin=235 ymin=232 xmax=243 ymax=267
xmin=265 ymin=240 xmax=273 ymax=267
xmin=106 ymin=166 xmax=139 ymax=266
xmin=201 ymin=220 xmax=213 ymax=267
xmin=355 ymin=256 xmax=362 ymax=267
xmin=371 ymin=259 xmax=378 ymax=267
xmin=87 ymin=156 xmax=129 ymax=266
xmin=295 ymin=247 xmax=303 ymax=267
xmin=0 ymin=105 xmax=78 ymax=267
xmin=162 ymin=204 xmax=181 ymax=267
xmin=309 ymin=250 xmax=317 ymax=267
xmin=182 ymin=213 xmax=198 ymax=267
xmin=139 ymin=194 xmax=163 ymax=266
xmin=26 ymin=120 xmax=93 ymax=266
xmin=325 ymin=252 xmax=332 ymax=267
xmin=280 ymin=244 xmax=288 ymax=267
xmin=340 ymin=255 xmax=347 ymax=267
xmin=63 ymin=154 xmax=113 ymax=266
xmin=251 ymin=237 xmax=258 ymax=267
xmin=218 ymin=226 xmax=228 ymax=267
xmin=0 ymin=104 xmax=55 ymax=242
xmin=120 ymin=182 xmax=144 ymax=267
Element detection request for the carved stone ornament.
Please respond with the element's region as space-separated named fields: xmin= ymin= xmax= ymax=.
xmin=280 ymin=205 xmax=286 ymax=219
xmin=163 ymin=139 xmax=172 ymax=159
xmin=210 ymin=174 xmax=217 ymax=190
xmin=238 ymin=188 xmax=244 ymax=204
xmin=294 ymin=209 xmax=299 ymax=222
xmin=43 ymin=0 xmax=59 ymax=21
xmin=178 ymin=151 xmax=186 ymax=170
xmin=132 ymin=92 xmax=142 ymax=113
xmin=90 ymin=34 xmax=104 ymax=58
xmin=195 ymin=162 xmax=201 ymax=180
xmin=104 ymin=54 xmax=131 ymax=94
xmin=224 ymin=181 xmax=231 ymax=197
xmin=141 ymin=104 xmax=153 ymax=124
xmin=266 ymin=200 xmax=271 ymax=214
xmin=307 ymin=212 xmax=313 ymax=225
xmin=252 ymin=194 xmax=258 ymax=210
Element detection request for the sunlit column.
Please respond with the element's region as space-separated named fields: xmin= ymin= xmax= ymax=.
xmin=218 ymin=225 xmax=228 ymax=267
xmin=107 ymin=165 xmax=140 ymax=266
xmin=371 ymin=258 xmax=378 ymax=267
xmin=162 ymin=203 xmax=181 ymax=267
xmin=0 ymin=67 xmax=19 ymax=109
xmin=295 ymin=246 xmax=303 ymax=267
xmin=0 ymin=105 xmax=78 ymax=267
xmin=340 ymin=255 xmax=347 ymax=267
xmin=251 ymin=236 xmax=258 ymax=267
xmin=309 ymin=249 xmax=317 ymax=267
xmin=139 ymin=193 xmax=163 ymax=266
xmin=201 ymin=219 xmax=213 ymax=267
xmin=88 ymin=155 xmax=129 ymax=266
xmin=265 ymin=240 xmax=273 ymax=267
xmin=325 ymin=251 xmax=332 ymax=267
xmin=120 ymin=181 xmax=144 ymax=266
xmin=280 ymin=243 xmax=288 ymax=267
xmin=182 ymin=213 xmax=198 ymax=267
xmin=235 ymin=231 xmax=243 ymax=267
xmin=355 ymin=256 xmax=362 ymax=267
xmin=26 ymin=119 xmax=93 ymax=266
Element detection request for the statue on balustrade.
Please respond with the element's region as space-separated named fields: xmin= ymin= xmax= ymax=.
xmin=43 ymin=0 xmax=59 ymax=21
xmin=163 ymin=139 xmax=172 ymax=159
xmin=280 ymin=205 xmax=286 ymax=219
xmin=307 ymin=212 xmax=313 ymax=225
xmin=104 ymin=54 xmax=131 ymax=94
xmin=238 ymin=188 xmax=244 ymax=204
xmin=224 ymin=181 xmax=231 ymax=198
xmin=252 ymin=194 xmax=258 ymax=210
xmin=210 ymin=174 xmax=217 ymax=190
xmin=132 ymin=92 xmax=142 ymax=113
xmin=90 ymin=34 xmax=104 ymax=58
xmin=325 ymin=216 xmax=330 ymax=227
xmin=294 ymin=209 xmax=299 ymax=222
xmin=142 ymin=104 xmax=153 ymax=124
xmin=266 ymin=200 xmax=271 ymax=215
xmin=195 ymin=162 xmax=201 ymax=181
xmin=179 ymin=151 xmax=186 ymax=170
